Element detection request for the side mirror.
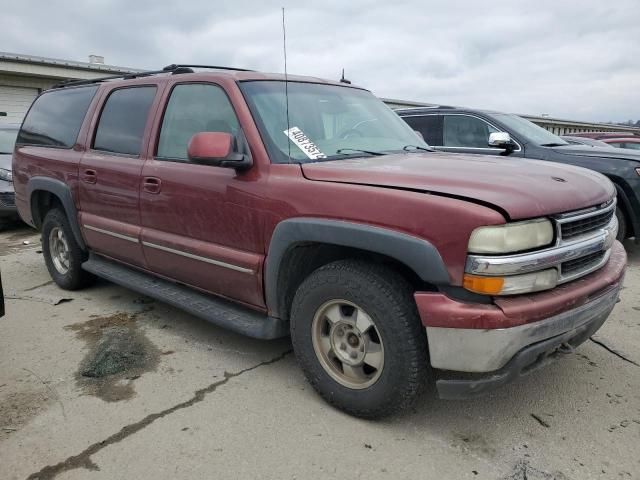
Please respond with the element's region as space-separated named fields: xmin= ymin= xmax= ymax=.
xmin=488 ymin=131 xmax=515 ymax=154
xmin=187 ymin=132 xmax=252 ymax=170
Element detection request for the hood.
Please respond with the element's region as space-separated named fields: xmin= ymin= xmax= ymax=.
xmin=301 ymin=152 xmax=615 ymax=220
xmin=552 ymin=145 xmax=640 ymax=163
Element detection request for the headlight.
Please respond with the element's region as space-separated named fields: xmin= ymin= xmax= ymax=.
xmin=0 ymin=168 xmax=12 ymax=182
xmin=463 ymin=269 xmax=558 ymax=295
xmin=468 ymin=218 xmax=553 ymax=254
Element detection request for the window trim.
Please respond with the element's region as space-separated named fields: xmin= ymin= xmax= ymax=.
xmin=90 ymin=84 xmax=158 ymax=158
xmin=153 ymin=81 xmax=242 ymax=164
xmin=401 ymin=112 xmax=522 ymax=153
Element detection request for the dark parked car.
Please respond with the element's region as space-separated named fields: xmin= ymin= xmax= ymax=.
xmin=0 ymin=124 xmax=19 ymax=228
xmin=13 ymin=66 xmax=625 ymax=417
xmin=398 ymin=107 xmax=640 ymax=241
xmin=561 ymin=136 xmax=614 ymax=148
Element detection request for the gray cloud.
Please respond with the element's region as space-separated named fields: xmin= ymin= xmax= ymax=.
xmin=2 ymin=0 xmax=639 ymax=122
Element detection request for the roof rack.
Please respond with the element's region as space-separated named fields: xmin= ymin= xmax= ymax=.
xmin=162 ymin=64 xmax=254 ymax=72
xmin=51 ymin=63 xmax=253 ymax=89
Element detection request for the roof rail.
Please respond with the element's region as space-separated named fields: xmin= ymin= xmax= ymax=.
xmin=51 ymin=68 xmax=169 ymax=89
xmin=51 ymin=63 xmax=253 ymax=89
xmin=394 ymin=105 xmax=454 ymax=111
xmin=162 ymin=64 xmax=254 ymax=72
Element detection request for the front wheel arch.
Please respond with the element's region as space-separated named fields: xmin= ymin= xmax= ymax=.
xmin=265 ymin=218 xmax=451 ymax=320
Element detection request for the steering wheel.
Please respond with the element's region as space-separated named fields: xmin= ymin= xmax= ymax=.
xmin=339 ymin=128 xmax=365 ymax=139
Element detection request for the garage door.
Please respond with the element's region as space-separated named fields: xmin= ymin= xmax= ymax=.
xmin=0 ymin=85 xmax=40 ymax=124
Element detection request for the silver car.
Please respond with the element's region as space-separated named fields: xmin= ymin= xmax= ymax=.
xmin=0 ymin=124 xmax=19 ymax=227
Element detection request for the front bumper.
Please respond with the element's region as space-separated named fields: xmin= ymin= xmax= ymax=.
xmin=0 ymin=188 xmax=17 ymax=218
xmin=414 ymin=240 xmax=627 ymax=398
xmin=435 ymin=285 xmax=619 ymax=399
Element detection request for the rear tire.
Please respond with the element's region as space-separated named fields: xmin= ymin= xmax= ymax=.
xmin=615 ymin=207 xmax=627 ymax=242
xmin=290 ymin=260 xmax=429 ymax=418
xmin=42 ymin=208 xmax=94 ymax=290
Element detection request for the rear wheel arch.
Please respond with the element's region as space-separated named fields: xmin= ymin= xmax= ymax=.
xmin=265 ymin=218 xmax=450 ymax=320
xmin=27 ymin=177 xmax=87 ymax=251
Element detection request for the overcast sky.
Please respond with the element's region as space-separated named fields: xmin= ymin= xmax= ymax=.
xmin=2 ymin=0 xmax=639 ymax=122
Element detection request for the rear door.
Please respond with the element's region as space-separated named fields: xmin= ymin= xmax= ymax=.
xmin=401 ymin=114 xmax=443 ymax=147
xmin=139 ymin=82 xmax=265 ymax=308
xmin=79 ymin=85 xmax=161 ymax=266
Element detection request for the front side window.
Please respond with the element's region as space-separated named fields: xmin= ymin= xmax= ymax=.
xmin=93 ymin=86 xmax=156 ymax=156
xmin=240 ymin=81 xmax=429 ymax=164
xmin=17 ymin=86 xmax=98 ymax=148
xmin=622 ymin=142 xmax=640 ymax=150
xmin=157 ymin=83 xmax=240 ymax=160
xmin=443 ymin=115 xmax=498 ymax=148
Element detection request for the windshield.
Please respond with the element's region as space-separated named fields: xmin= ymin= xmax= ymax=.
xmin=0 ymin=128 xmax=19 ymax=154
xmin=492 ymin=113 xmax=569 ymax=147
xmin=240 ymin=81 xmax=429 ymax=163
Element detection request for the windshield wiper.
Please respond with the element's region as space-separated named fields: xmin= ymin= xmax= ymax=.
xmin=402 ymin=144 xmax=435 ymax=152
xmin=540 ymin=143 xmax=566 ymax=147
xmin=335 ymin=148 xmax=385 ymax=156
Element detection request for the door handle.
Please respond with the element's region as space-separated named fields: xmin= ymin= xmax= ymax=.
xmin=82 ymin=169 xmax=97 ymax=184
xmin=143 ymin=176 xmax=162 ymax=194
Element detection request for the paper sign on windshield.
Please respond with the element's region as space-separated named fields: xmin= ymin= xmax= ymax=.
xmin=284 ymin=127 xmax=327 ymax=160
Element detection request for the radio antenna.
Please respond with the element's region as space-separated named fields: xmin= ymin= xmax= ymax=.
xmin=282 ymin=7 xmax=291 ymax=162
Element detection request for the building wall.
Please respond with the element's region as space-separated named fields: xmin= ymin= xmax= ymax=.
xmin=0 ymin=73 xmax=57 ymax=124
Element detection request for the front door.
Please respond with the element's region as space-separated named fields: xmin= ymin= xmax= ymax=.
xmin=439 ymin=114 xmax=524 ymax=157
xmin=139 ymin=82 xmax=265 ymax=308
xmin=79 ymin=85 xmax=159 ymax=267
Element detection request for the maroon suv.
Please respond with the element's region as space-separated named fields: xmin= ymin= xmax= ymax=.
xmin=12 ymin=65 xmax=626 ymax=417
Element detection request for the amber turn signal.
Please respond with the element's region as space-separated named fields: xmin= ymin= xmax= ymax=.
xmin=463 ymin=274 xmax=505 ymax=295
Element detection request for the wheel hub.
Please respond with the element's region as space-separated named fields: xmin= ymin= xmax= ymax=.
xmin=330 ymin=322 xmax=366 ymax=366
xmin=311 ymin=299 xmax=385 ymax=390
xmin=49 ymin=227 xmax=70 ymax=275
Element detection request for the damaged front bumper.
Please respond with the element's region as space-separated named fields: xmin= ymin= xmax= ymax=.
xmin=414 ymin=241 xmax=627 ymax=399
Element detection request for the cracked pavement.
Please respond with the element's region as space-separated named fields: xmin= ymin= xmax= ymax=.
xmin=1 ymin=225 xmax=639 ymax=480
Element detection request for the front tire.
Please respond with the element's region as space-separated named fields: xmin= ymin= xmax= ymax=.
xmin=42 ymin=208 xmax=93 ymax=290
xmin=290 ymin=260 xmax=429 ymax=418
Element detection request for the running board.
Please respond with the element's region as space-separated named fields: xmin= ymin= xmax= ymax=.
xmin=82 ymin=254 xmax=289 ymax=339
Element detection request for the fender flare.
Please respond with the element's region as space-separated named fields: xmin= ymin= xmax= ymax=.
xmin=264 ymin=218 xmax=451 ymax=318
xmin=27 ymin=176 xmax=87 ymax=250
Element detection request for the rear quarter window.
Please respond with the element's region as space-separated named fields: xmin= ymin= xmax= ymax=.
xmin=16 ymin=86 xmax=98 ymax=148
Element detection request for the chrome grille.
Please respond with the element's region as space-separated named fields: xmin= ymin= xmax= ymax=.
xmin=0 ymin=192 xmax=15 ymax=208
xmin=560 ymin=209 xmax=614 ymax=240
xmin=561 ymin=251 xmax=606 ymax=276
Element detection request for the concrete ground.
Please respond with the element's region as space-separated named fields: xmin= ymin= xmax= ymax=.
xmin=0 ymin=224 xmax=639 ymax=480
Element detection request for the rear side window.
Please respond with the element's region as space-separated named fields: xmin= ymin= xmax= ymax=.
xmin=157 ymin=83 xmax=239 ymax=161
xmin=401 ymin=115 xmax=443 ymax=146
xmin=17 ymin=86 xmax=98 ymax=148
xmin=93 ymin=87 xmax=156 ymax=156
